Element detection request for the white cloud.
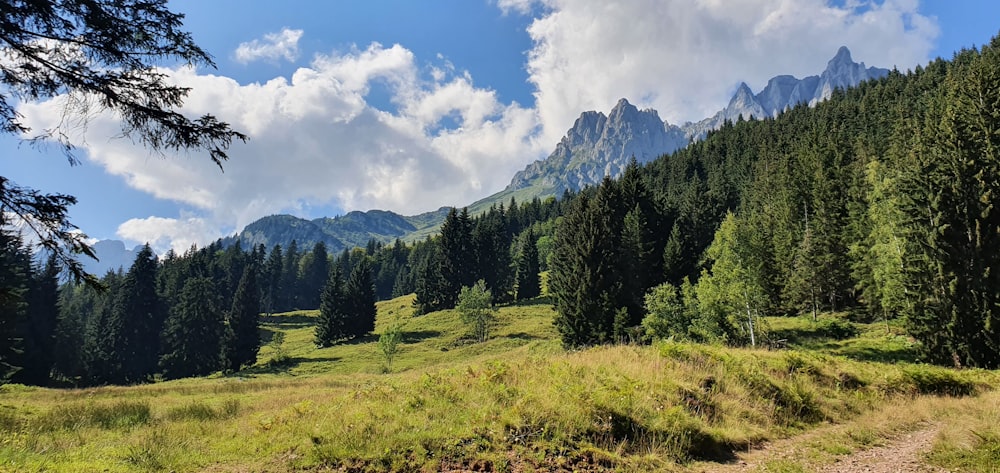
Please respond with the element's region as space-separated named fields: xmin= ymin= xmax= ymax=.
xmin=497 ymin=0 xmax=538 ymax=15
xmin=234 ymin=28 xmax=303 ymax=64
xmin=117 ymin=216 xmax=223 ymax=254
xmin=18 ymin=43 xmax=543 ymax=254
xmin=523 ymin=0 xmax=939 ymax=146
xmin=15 ymin=1 xmax=941 ymax=253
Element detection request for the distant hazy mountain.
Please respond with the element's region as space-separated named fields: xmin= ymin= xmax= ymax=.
xmin=504 ymin=46 xmax=889 ymax=201
xmin=84 ymin=240 xmax=144 ymax=275
xmin=230 ymin=207 xmax=451 ymax=253
xmin=230 ymin=47 xmax=888 ymax=252
xmin=685 ymin=47 xmax=889 ymax=140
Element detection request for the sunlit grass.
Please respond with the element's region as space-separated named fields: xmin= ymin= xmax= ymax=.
xmin=0 ymin=297 xmax=996 ymax=472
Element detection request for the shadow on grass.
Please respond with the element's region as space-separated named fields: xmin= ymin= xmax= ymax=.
xmin=241 ymin=356 xmax=343 ymax=375
xmin=505 ymin=331 xmax=544 ymax=341
xmin=402 ymin=330 xmax=442 ymax=343
xmin=505 ymin=296 xmax=553 ymax=307
xmin=260 ymin=314 xmax=315 ymax=328
xmin=816 ymin=341 xmax=919 ymax=364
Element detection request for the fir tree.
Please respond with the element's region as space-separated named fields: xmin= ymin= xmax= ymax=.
xmin=159 ymin=277 xmax=223 ymax=379
xmin=345 ymin=258 xmax=376 ymax=338
xmin=439 ymin=208 xmax=476 ymax=308
xmin=315 ymin=267 xmax=347 ymax=347
xmin=117 ymin=244 xmax=163 ymax=383
xmin=0 ymin=230 xmax=29 ymax=383
xmin=514 ymin=229 xmax=541 ymax=301
xmin=550 ymin=192 xmax=619 ymax=347
xmin=221 ymin=265 xmax=261 ymax=371
xmin=14 ymin=254 xmax=60 ymax=385
xmin=299 ymin=242 xmax=330 ymax=309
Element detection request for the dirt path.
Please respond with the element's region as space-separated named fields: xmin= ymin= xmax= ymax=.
xmin=816 ymin=425 xmax=946 ymax=473
xmin=704 ymin=423 xmax=946 ymax=473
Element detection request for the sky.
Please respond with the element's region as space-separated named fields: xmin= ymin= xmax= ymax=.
xmin=4 ymin=0 xmax=1000 ymax=254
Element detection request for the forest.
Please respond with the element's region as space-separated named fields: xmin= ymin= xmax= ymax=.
xmin=2 ymin=33 xmax=1000 ymax=386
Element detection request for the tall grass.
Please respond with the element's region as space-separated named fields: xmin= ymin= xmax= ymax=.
xmin=0 ymin=297 xmax=995 ymax=472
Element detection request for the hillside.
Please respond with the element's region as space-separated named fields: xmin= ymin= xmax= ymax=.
xmin=1 ymin=296 xmax=996 ymax=472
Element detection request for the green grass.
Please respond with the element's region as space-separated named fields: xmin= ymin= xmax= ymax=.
xmin=0 ymin=299 xmax=996 ymax=472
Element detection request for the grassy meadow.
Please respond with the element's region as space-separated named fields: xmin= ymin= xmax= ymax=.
xmin=1 ymin=295 xmax=998 ymax=472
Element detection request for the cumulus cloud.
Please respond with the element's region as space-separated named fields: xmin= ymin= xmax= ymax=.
xmin=234 ymin=28 xmax=304 ymax=64
xmin=117 ymin=215 xmax=222 ymax=254
xmin=18 ymin=43 xmax=543 ymax=254
xmin=16 ymin=1 xmax=942 ymax=254
xmin=523 ymin=0 xmax=939 ymax=145
xmin=496 ymin=0 xmax=538 ymax=15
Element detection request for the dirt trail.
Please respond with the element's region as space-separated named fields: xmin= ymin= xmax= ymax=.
xmin=705 ymin=423 xmax=946 ymax=473
xmin=816 ymin=425 xmax=946 ymax=473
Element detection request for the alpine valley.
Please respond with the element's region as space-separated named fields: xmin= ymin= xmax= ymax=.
xmin=87 ymin=47 xmax=888 ymax=269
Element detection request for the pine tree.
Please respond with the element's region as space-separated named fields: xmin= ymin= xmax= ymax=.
xmin=280 ymin=240 xmax=300 ymax=311
xmin=82 ymin=270 xmax=125 ymax=385
xmin=617 ymin=204 xmax=654 ymax=335
xmin=902 ymin=43 xmax=1000 ymax=368
xmin=315 ymin=267 xmax=347 ymax=347
xmin=159 ymin=277 xmax=223 ymax=379
xmin=345 ymin=258 xmax=376 ymax=338
xmin=14 ymin=254 xmax=60 ymax=385
xmin=221 ymin=265 xmax=261 ymax=371
xmin=262 ymin=244 xmax=283 ymax=315
xmin=514 ymin=229 xmax=541 ymax=301
xmin=299 ymin=242 xmax=329 ymax=309
xmin=413 ymin=244 xmax=446 ymax=314
xmin=439 ymin=208 xmax=476 ymax=308
xmin=0 ymin=230 xmax=30 ymax=383
xmin=550 ymin=192 xmax=619 ymax=347
xmin=117 ymin=244 xmax=163 ymax=383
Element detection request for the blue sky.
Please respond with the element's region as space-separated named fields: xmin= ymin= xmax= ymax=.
xmin=4 ymin=0 xmax=999 ymax=253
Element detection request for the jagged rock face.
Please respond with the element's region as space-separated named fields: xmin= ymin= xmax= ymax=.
xmin=506 ymin=98 xmax=687 ymax=193
xmin=509 ymin=47 xmax=886 ymax=198
xmin=684 ymin=47 xmax=890 ymax=141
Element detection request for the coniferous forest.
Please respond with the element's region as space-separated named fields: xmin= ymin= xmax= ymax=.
xmin=3 ymin=35 xmax=1000 ymax=387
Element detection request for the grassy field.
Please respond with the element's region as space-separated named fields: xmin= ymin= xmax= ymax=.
xmin=0 ymin=298 xmax=997 ymax=472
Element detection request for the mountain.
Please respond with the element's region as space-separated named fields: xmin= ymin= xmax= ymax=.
xmin=84 ymin=240 xmax=144 ymax=275
xmin=230 ymin=46 xmax=887 ymax=253
xmin=505 ymin=46 xmax=889 ymax=202
xmin=505 ymin=98 xmax=689 ymax=196
xmin=230 ymin=207 xmax=450 ymax=252
xmin=686 ymin=46 xmax=889 ymax=140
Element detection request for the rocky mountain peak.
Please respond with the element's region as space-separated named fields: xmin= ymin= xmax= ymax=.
xmin=830 ymin=45 xmax=853 ymax=65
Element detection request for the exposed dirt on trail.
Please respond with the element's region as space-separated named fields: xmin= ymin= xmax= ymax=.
xmin=703 ymin=423 xmax=947 ymax=473
xmin=815 ymin=424 xmax=946 ymax=473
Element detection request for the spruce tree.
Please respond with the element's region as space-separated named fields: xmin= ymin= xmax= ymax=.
xmin=439 ymin=208 xmax=476 ymax=308
xmin=14 ymin=254 xmax=60 ymax=385
xmin=280 ymin=240 xmax=300 ymax=311
xmin=221 ymin=265 xmax=261 ymax=371
xmin=550 ymin=192 xmax=619 ymax=347
xmin=117 ymin=244 xmax=163 ymax=383
xmin=345 ymin=258 xmax=377 ymax=338
xmin=262 ymin=244 xmax=283 ymax=315
xmin=0 ymin=230 xmax=29 ymax=383
xmin=413 ymin=244 xmax=446 ymax=314
xmin=159 ymin=277 xmax=223 ymax=379
xmin=514 ymin=229 xmax=541 ymax=301
xmin=82 ymin=270 xmax=125 ymax=385
xmin=315 ymin=267 xmax=347 ymax=347
xmin=299 ymin=242 xmax=330 ymax=309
